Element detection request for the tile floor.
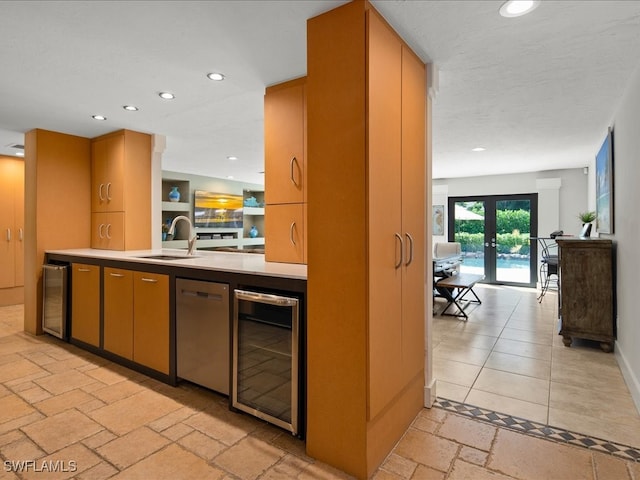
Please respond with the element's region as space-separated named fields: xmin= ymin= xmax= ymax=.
xmin=433 ymin=284 xmax=640 ymax=449
xmin=0 ymin=297 xmax=639 ymax=479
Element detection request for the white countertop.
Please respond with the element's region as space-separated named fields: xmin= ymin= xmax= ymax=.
xmin=45 ymin=248 xmax=307 ymax=280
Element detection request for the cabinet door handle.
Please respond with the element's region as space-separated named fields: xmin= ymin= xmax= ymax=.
xmin=99 ymin=224 xmax=105 ymax=239
xmin=19 ymin=228 xmax=23 ymax=241
xmin=394 ymin=232 xmax=403 ymax=269
xmin=6 ymin=228 xmax=10 ymax=242
xmin=77 ymin=268 xmax=91 ymax=272
xmin=405 ymin=232 xmax=414 ymax=266
xmin=109 ymin=272 xmax=125 ymax=278
xmin=106 ymin=182 xmax=112 ymax=201
xmin=105 ymin=224 xmax=112 ymax=239
xmin=289 ymin=156 xmax=299 ymax=187
xmin=141 ymin=277 xmax=158 ymax=283
xmin=289 ymin=221 xmax=297 ymax=246
xmin=99 ymin=183 xmax=105 ymax=201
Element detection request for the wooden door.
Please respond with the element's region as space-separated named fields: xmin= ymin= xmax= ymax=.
xmin=91 ymin=137 xmax=108 ymax=212
xmin=105 ymin=133 xmax=125 ymax=212
xmin=265 ymin=204 xmax=305 ymax=264
xmin=400 ymin=44 xmax=426 ymax=383
xmin=71 ymin=263 xmax=100 ymax=347
xmin=366 ymin=10 xmax=403 ymax=419
xmin=264 ymin=79 xmax=305 ymax=205
xmin=103 ymin=267 xmax=133 ymax=359
xmin=133 ymin=271 xmax=169 ymax=374
xmin=103 ymin=212 xmax=125 ymax=251
xmin=91 ymin=212 xmax=124 ymax=250
xmin=0 ymin=157 xmax=16 ymax=289
xmin=13 ymin=159 xmax=24 ymax=287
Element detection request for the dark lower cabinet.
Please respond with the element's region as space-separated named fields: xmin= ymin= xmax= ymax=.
xmin=557 ymin=238 xmax=615 ymax=352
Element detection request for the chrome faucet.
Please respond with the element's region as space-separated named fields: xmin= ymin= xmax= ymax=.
xmin=168 ymin=215 xmax=197 ymax=255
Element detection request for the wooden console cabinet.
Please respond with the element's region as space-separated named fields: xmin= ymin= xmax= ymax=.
xmin=557 ymin=238 xmax=615 ymax=352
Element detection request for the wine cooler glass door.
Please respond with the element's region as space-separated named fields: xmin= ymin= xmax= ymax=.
xmin=232 ymin=289 xmax=299 ymax=435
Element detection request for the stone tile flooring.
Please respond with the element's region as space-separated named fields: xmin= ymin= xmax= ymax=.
xmin=0 ymin=302 xmax=639 ymax=479
xmin=433 ymin=284 xmax=640 ymax=449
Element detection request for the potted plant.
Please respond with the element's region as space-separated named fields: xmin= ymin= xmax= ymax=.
xmin=578 ymin=211 xmax=596 ymax=237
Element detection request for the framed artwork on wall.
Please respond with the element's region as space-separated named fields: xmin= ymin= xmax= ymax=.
xmin=595 ymin=128 xmax=614 ymax=234
xmin=433 ymin=205 xmax=444 ymax=235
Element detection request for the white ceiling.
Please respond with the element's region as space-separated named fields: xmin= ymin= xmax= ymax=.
xmin=1 ymin=1 xmax=640 ymax=184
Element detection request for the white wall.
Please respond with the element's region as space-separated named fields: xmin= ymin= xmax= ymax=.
xmin=607 ymin=65 xmax=640 ymax=412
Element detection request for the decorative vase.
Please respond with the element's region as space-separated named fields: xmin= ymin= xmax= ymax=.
xmin=249 ymin=226 xmax=259 ymax=238
xmin=168 ymin=187 xmax=180 ymax=202
xmin=162 ymin=232 xmax=167 ymax=241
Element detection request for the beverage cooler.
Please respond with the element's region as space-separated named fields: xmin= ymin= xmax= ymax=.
xmin=232 ymin=289 xmax=302 ymax=437
xmin=42 ymin=264 xmax=68 ymax=339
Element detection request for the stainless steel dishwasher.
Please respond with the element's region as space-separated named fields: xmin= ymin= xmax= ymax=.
xmin=176 ymin=279 xmax=229 ymax=394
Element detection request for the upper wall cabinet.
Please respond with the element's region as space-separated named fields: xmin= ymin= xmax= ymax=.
xmin=264 ymin=77 xmax=308 ymax=264
xmin=90 ymin=130 xmax=151 ymax=250
xmin=264 ymin=77 xmax=306 ymax=205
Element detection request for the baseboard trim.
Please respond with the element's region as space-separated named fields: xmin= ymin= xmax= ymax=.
xmin=615 ymin=340 xmax=640 ymax=415
xmin=424 ymin=378 xmax=437 ymax=408
xmin=0 ymin=286 xmax=24 ymax=306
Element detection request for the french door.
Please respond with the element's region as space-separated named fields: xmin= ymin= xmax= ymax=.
xmin=448 ymin=194 xmax=538 ymax=287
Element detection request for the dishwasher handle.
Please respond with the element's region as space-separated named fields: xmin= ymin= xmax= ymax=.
xmin=180 ymin=289 xmax=224 ymax=301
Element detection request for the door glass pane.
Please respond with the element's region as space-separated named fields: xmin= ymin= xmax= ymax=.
xmin=495 ymin=199 xmax=531 ymax=283
xmin=453 ymin=201 xmax=485 ymax=277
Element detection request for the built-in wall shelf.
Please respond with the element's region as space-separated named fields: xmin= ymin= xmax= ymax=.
xmin=243 ymin=207 xmax=265 ymax=216
xmin=162 ymin=201 xmax=190 ymax=212
xmin=160 ymin=177 xmax=265 ymax=251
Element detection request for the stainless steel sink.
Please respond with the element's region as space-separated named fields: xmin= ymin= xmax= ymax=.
xmin=136 ymin=255 xmax=198 ymax=260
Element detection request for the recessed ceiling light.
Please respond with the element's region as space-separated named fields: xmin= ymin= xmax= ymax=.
xmin=472 ymin=147 xmax=486 ymax=152
xmin=15 ymin=151 xmax=24 ymax=157
xmin=92 ymin=114 xmax=107 ymax=121
xmin=123 ymin=105 xmax=139 ymax=111
xmin=207 ymin=72 xmax=225 ymax=81
xmin=159 ymin=92 xmax=175 ymax=100
xmin=499 ymin=0 xmax=540 ymax=18
xmin=227 ymin=155 xmax=238 ymax=161
xmin=227 ymin=175 xmax=234 ymax=180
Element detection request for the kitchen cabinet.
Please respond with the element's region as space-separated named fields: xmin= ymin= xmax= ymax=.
xmin=264 ymin=78 xmax=306 ymax=205
xmin=132 ymin=271 xmax=169 ymax=374
xmin=306 ymin=2 xmax=427 ymax=477
xmin=264 ymin=77 xmax=307 ymax=264
xmin=103 ymin=267 xmax=134 ymax=360
xmin=103 ymin=267 xmax=169 ymax=374
xmin=557 ymin=238 xmax=615 ymax=352
xmin=91 ymin=130 xmax=151 ymax=250
xmin=265 ymin=204 xmax=305 ymax=264
xmin=71 ymin=263 xmax=100 ymax=347
xmin=0 ymin=156 xmax=24 ymax=290
xmin=91 ymin=212 xmax=125 ymax=251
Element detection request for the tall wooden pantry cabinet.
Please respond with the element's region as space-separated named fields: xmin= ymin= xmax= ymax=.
xmin=306 ymin=2 xmax=427 ymax=477
xmin=0 ymin=156 xmax=24 ymax=300
xmin=264 ymin=77 xmax=307 ymax=264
